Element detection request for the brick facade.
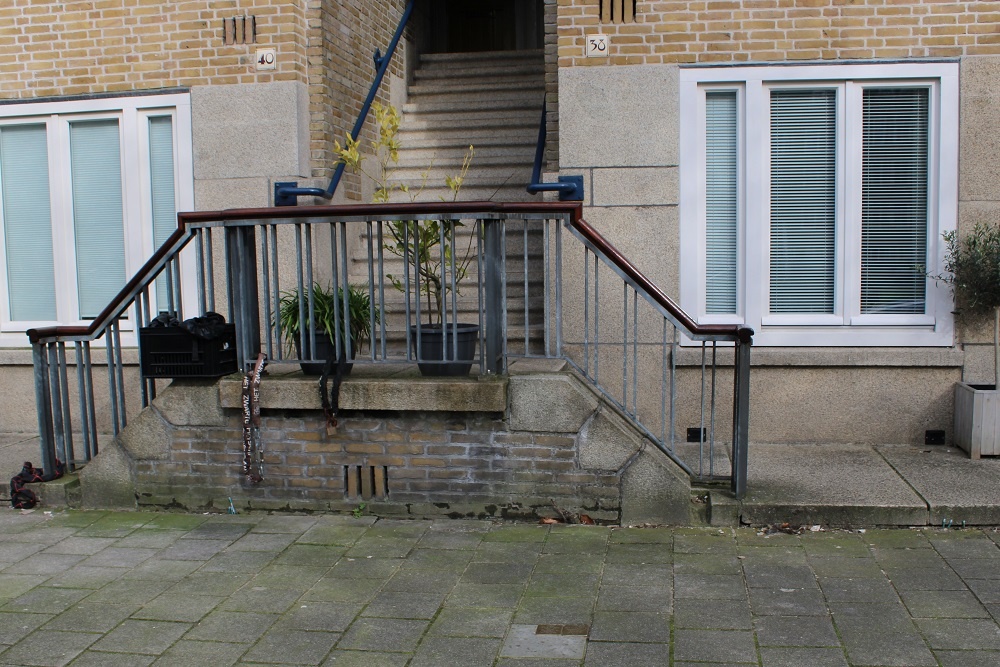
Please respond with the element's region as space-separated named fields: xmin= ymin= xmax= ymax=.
xmin=557 ymin=0 xmax=1000 ymax=66
xmin=135 ymin=409 xmax=623 ymax=522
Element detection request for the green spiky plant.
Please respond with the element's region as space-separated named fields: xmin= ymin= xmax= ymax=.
xmin=276 ymin=283 xmax=379 ymax=355
xmin=936 ymin=222 xmax=1000 ymax=387
xmin=334 ymin=102 xmax=475 ymax=326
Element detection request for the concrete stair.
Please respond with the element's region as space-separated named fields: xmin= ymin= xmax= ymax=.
xmin=351 ymin=49 xmax=548 ymax=352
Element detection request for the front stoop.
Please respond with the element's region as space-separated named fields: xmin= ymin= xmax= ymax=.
xmin=24 ymin=473 xmax=81 ymax=509
xmin=76 ymin=368 xmax=695 ymax=525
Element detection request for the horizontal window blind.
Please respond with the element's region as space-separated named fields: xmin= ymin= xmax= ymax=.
xmin=705 ymin=91 xmax=738 ymax=314
xmin=769 ymin=89 xmax=837 ymax=314
xmin=0 ymin=125 xmax=56 ymax=321
xmin=70 ymin=119 xmax=126 ymax=320
xmin=860 ymin=88 xmax=929 ymax=315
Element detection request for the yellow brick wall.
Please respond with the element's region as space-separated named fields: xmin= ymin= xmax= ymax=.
xmin=310 ymin=0 xmax=409 ymax=198
xmin=0 ymin=0 xmax=309 ymax=97
xmin=558 ymin=0 xmax=1000 ymax=66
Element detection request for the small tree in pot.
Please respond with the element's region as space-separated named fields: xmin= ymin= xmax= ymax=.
xmin=935 ymin=222 xmax=1000 ymax=457
xmin=335 ymin=103 xmax=479 ymax=375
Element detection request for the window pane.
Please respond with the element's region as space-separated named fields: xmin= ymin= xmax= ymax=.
xmin=1 ymin=125 xmax=56 ymax=321
xmin=861 ymin=88 xmax=928 ymax=314
xmin=705 ymin=91 xmax=738 ymax=314
xmin=71 ymin=119 xmax=125 ymax=319
xmin=148 ymin=116 xmax=176 ymax=313
xmin=769 ymin=89 xmax=837 ymax=314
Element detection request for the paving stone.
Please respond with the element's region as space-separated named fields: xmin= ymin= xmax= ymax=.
xmin=227 ymin=532 xmax=299 ymax=553
xmin=321 ymin=650 xmax=410 ymax=666
xmin=0 ymin=543 xmax=46 ymax=562
xmin=929 ymin=536 xmax=1000 ymax=560
xmin=497 ymin=659 xmax=580 ymax=667
xmin=403 ymin=548 xmax=475 ymax=569
xmin=873 ymin=547 xmax=949 ymax=569
xmin=513 ymin=596 xmax=594 ymax=626
xmin=749 ymin=587 xmax=829 ymax=616
xmin=242 ymin=628 xmax=340 ymax=664
xmin=534 ymin=554 xmax=603 ymax=576
xmin=273 ymin=545 xmax=344 ymax=567
xmin=338 ymin=617 xmax=428 ymax=652
xmin=499 ymin=625 xmax=584 ymax=660
xmin=42 ymin=538 xmax=118 ymax=556
xmin=302 ymin=577 xmax=383 ymax=604
xmin=673 ymin=628 xmax=757 ymax=663
xmin=360 ymin=591 xmax=445 ymax=619
xmin=900 ymin=589 xmax=991 ymax=618
xmin=462 ymin=562 xmax=533 ymax=585
xmin=409 ymin=636 xmax=502 ymax=666
xmin=272 ymin=601 xmax=364 ymax=631
xmin=0 ymin=612 xmax=52 ymax=644
xmin=429 ymin=607 xmax=514 ymax=637
xmin=132 ymin=592 xmax=222 ymax=623
xmin=674 ymin=532 xmax=737 ymax=554
xmin=863 ymin=529 xmax=932 ymax=549
xmin=79 ymin=548 xmax=159 ymax=569
xmin=200 ymin=550 xmax=280 ymax=574
xmin=3 ymin=554 xmax=87 ymax=576
xmin=182 ymin=522 xmax=252 ymax=542
xmin=968 ymin=578 xmax=1000 ymax=603
xmin=915 ymin=617 xmax=1000 ymax=650
xmin=2 ymin=587 xmax=90 ymax=614
xmin=83 ymin=579 xmax=172 ymax=605
xmin=674 ymin=598 xmax=753 ymax=629
xmin=583 ymin=642 xmax=669 ymax=665
xmin=759 ymin=646 xmax=849 ymax=667
xmin=807 ymin=556 xmax=883 ymax=578
xmin=754 ymin=615 xmax=840 ymax=647
xmin=604 ymin=544 xmax=673 ymax=564
xmin=220 ymin=585 xmax=303 ymax=614
xmin=600 ymin=563 xmax=671 ymax=587
xmin=818 ymin=576 xmax=901 ymax=603
xmin=744 ymin=563 xmax=819 ymax=589
xmin=417 ymin=531 xmax=484 ymax=551
xmin=483 ymin=526 xmax=548 ymax=543
xmin=471 ymin=542 xmax=542 ymax=563
xmin=935 ymin=649 xmax=1000 ymax=666
xmin=383 ymin=567 xmax=461 ymax=593
xmin=800 ymin=535 xmax=870 ymax=558
xmin=946 ymin=559 xmax=1000 ymax=580
xmin=45 ymin=566 xmax=127 ymax=590
xmin=167 ymin=572 xmax=253 ymax=597
xmin=44 ymin=602 xmax=140 ymax=633
xmin=345 ymin=538 xmax=418 ymax=559
xmin=0 ymin=629 xmax=100 ymax=667
xmin=185 ymin=611 xmax=278 ymax=643
xmin=156 ymin=539 xmax=232 ymax=561
xmin=589 ymin=611 xmax=670 ymax=643
xmin=251 ymin=516 xmax=317 ymax=534
xmin=609 ymin=528 xmax=673 ymax=544
xmin=738 ymin=545 xmax=809 ymax=564
xmin=141 ymin=515 xmax=206 ymax=531
xmin=595 ymin=584 xmax=671 ymax=612
xmin=327 ymin=558 xmax=401 ymax=580
xmin=113 ymin=531 xmax=183 ymax=550
xmin=245 ymin=565 xmax=328 ymax=592
xmin=365 ymin=521 xmax=428 ymax=540
xmin=883 ymin=566 xmax=968 ymax=591
xmin=90 ymin=620 xmax=190 ymax=655
xmin=674 ymin=574 xmax=747 ymax=600
xmin=445 ymin=583 xmax=525 ymax=609
xmin=830 ymin=603 xmax=937 ymax=666
xmin=673 ymin=553 xmax=742 ymax=575
xmin=122 ymin=560 xmax=203 ymax=581
xmin=68 ymin=651 xmax=155 ymax=667
xmin=524 ymin=572 xmax=599 ymax=598
xmin=151 ymin=640 xmax=248 ymax=666
xmin=296 ymin=525 xmax=368 ymax=547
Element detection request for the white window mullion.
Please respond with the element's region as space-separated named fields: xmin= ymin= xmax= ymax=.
xmin=49 ymin=116 xmax=79 ymax=325
xmin=843 ymin=82 xmax=863 ymax=325
xmin=743 ymin=79 xmax=766 ymax=335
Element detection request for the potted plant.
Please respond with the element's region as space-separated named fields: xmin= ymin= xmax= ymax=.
xmin=276 ymin=283 xmax=379 ymax=376
xmin=935 ymin=222 xmax=1000 ymax=457
xmin=336 ymin=102 xmax=479 ymax=376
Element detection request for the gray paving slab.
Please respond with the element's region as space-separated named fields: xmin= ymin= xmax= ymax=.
xmin=878 ymin=445 xmax=1000 ymax=524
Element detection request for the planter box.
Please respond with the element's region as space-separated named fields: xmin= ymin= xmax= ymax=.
xmin=954 ymin=382 xmax=1000 ymax=459
xmin=139 ymin=325 xmax=238 ymax=379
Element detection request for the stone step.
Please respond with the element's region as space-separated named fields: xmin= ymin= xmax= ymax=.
xmin=395 ymin=145 xmax=535 ymax=167
xmin=403 ymin=92 xmax=543 ymax=114
xmin=397 ymin=125 xmax=538 ymax=147
xmin=418 ymin=49 xmax=544 ymax=66
xmin=408 ymin=80 xmax=545 ymax=98
xmin=398 ymin=110 xmax=538 ymax=131
xmin=414 ymin=64 xmax=545 ymax=81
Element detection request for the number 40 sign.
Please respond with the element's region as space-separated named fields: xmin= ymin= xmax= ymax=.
xmin=586 ymin=34 xmax=609 ymax=57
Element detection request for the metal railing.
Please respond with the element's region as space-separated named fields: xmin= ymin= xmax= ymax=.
xmin=28 ymin=201 xmax=752 ymax=497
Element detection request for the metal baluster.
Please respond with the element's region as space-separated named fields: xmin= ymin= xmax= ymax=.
xmin=414 ymin=222 xmax=422 ymax=360
xmin=164 ymin=261 xmax=175 ymax=317
xmin=135 ymin=298 xmax=149 ymax=409
xmin=404 ymin=221 xmax=413 ymax=361
xmin=449 ymin=219 xmax=459 ymax=362
xmin=709 ymin=341 xmax=718 ymax=478
xmin=46 ymin=344 xmax=66 ymax=466
xmin=583 ymin=248 xmax=590 ymax=377
xmin=555 ymin=219 xmax=563 ymax=359
xmin=205 ymin=227 xmax=216 ymax=313
xmin=56 ymin=342 xmax=74 ymax=469
xmin=477 ymin=218 xmax=485 ymax=375
xmin=113 ymin=321 xmax=126 ymax=429
xmin=33 ymin=344 xmax=56 ymax=475
xmin=141 ymin=288 xmax=156 ymax=401
xmin=670 ymin=327 xmax=677 ymax=452
xmin=294 ymin=224 xmax=306 ymax=363
xmin=523 ymin=219 xmax=529 ymax=355
xmin=632 ymin=289 xmax=638 ymax=418
xmin=330 ymin=223 xmax=342 ymax=358
xmin=195 ymin=228 xmax=207 ymax=315
xmin=377 ymin=221 xmax=386 ymax=360
xmin=75 ymin=342 xmax=93 ymax=462
xmin=339 ymin=223 xmax=350 ymax=359
xmin=366 ymin=220 xmax=376 ymax=362
xmin=305 ymin=224 xmax=316 ymax=363
xmin=439 ymin=220 xmax=449 ymax=363
xmin=699 ymin=343 xmax=708 ymax=478
xmin=622 ymin=283 xmax=628 ymax=414
xmin=83 ymin=343 xmax=99 ymax=455
xmin=260 ymin=224 xmax=273 ymax=359
xmin=106 ymin=331 xmax=120 ymax=435
xmin=594 ymin=259 xmax=600 ymax=383
xmin=661 ymin=317 xmax=668 ymax=449
xmin=500 ymin=218 xmax=508 ymax=368
xmin=172 ymin=257 xmax=183 ymax=317
xmin=543 ymin=219 xmax=551 ymax=357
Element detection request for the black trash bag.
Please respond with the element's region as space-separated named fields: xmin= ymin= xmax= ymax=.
xmin=180 ymin=312 xmax=229 ymax=340
xmin=147 ymin=313 xmax=180 ymax=328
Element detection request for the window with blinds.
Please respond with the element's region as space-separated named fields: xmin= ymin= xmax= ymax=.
xmin=679 ymin=62 xmax=957 ymax=347
xmin=768 ymin=89 xmax=837 ymax=315
xmin=0 ymin=93 xmax=190 ymax=336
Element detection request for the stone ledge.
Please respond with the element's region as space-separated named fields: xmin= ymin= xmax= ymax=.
xmin=220 ymin=366 xmax=507 ymax=413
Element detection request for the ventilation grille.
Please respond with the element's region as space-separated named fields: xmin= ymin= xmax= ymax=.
xmin=223 ymin=16 xmax=257 ymax=45
xmin=345 ymin=465 xmax=389 ymax=501
xmin=600 ymin=0 xmax=636 ymax=23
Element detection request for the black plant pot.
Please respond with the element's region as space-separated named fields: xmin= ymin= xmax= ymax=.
xmin=409 ymin=323 xmax=480 ymax=376
xmin=294 ymin=330 xmax=356 ymax=376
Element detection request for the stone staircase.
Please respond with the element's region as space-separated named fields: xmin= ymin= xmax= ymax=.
xmin=351 ymin=49 xmax=547 ymax=351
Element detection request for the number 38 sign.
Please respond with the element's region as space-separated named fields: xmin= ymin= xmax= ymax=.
xmin=586 ymin=34 xmax=609 ymax=58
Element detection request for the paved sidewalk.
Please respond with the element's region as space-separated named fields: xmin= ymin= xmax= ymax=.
xmin=0 ymin=511 xmax=999 ymax=666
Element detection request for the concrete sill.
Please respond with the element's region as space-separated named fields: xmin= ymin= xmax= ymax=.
xmin=219 ymin=364 xmax=507 ymax=413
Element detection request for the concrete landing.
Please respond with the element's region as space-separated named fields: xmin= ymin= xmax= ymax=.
xmin=710 ymin=443 xmax=1000 ymax=528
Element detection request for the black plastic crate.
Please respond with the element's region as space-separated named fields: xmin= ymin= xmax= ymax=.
xmin=139 ymin=324 xmax=238 ymax=378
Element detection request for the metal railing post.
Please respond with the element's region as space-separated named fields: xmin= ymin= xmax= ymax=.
xmin=482 ymin=218 xmax=504 ymax=374
xmin=32 ymin=344 xmax=56 ymax=475
xmin=731 ymin=330 xmax=752 ymax=499
xmin=226 ymin=225 xmax=261 ymax=367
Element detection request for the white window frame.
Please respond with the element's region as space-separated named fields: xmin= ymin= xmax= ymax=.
xmin=0 ymin=92 xmax=195 ymax=346
xmin=679 ymin=62 xmax=958 ymax=347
